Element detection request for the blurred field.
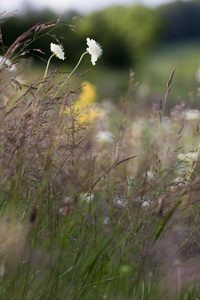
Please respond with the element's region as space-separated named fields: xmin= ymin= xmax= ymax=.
xmin=91 ymin=41 xmax=200 ymax=105
xmin=1 ymin=9 xmax=200 ymax=300
xmin=137 ymin=41 xmax=200 ymax=104
xmin=52 ymin=40 xmax=200 ymax=111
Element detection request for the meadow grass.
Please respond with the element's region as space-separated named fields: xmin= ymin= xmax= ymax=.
xmin=1 ymin=16 xmax=200 ymax=300
xmin=72 ymin=40 xmax=200 ymax=107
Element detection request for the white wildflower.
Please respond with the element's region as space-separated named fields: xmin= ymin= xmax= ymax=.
xmin=142 ymin=200 xmax=151 ymax=207
xmin=86 ymin=38 xmax=103 ymax=65
xmin=96 ymin=131 xmax=115 ymax=143
xmin=146 ymin=171 xmax=155 ymax=180
xmin=50 ymin=43 xmax=65 ymax=60
xmin=184 ymin=109 xmax=200 ymax=121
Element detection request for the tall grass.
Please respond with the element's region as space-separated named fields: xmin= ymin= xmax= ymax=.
xmin=1 ymin=13 xmax=200 ymax=300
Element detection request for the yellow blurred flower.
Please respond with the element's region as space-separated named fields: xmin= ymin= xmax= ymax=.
xmin=65 ymin=81 xmax=104 ymax=125
xmin=79 ymin=81 xmax=97 ymax=105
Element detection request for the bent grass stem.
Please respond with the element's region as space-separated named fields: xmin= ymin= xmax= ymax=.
xmin=25 ymin=52 xmax=88 ymax=147
xmin=38 ymin=53 xmax=55 ymax=92
xmin=54 ymin=51 xmax=88 ymax=98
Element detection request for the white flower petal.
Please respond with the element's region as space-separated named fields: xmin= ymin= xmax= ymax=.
xmin=50 ymin=43 xmax=65 ymax=60
xmin=96 ymin=131 xmax=115 ymax=143
xmin=86 ymin=38 xmax=103 ymax=65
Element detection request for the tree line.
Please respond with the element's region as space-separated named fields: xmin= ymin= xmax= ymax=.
xmin=1 ymin=0 xmax=200 ymax=68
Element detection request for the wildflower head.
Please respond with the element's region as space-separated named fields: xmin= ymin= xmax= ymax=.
xmin=86 ymin=38 xmax=103 ymax=66
xmin=50 ymin=43 xmax=65 ymax=60
xmin=64 ymin=80 xmax=105 ymax=125
xmin=96 ymin=131 xmax=115 ymax=143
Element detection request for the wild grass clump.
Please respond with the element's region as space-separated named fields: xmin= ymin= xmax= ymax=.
xmin=0 ymin=12 xmax=200 ymax=300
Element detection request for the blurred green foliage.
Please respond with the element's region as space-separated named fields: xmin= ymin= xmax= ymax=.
xmin=0 ymin=9 xmax=78 ymax=62
xmin=76 ymin=5 xmax=161 ymax=67
xmin=1 ymin=5 xmax=161 ymax=67
xmin=1 ymin=1 xmax=200 ymax=68
xmin=158 ymin=0 xmax=200 ymax=42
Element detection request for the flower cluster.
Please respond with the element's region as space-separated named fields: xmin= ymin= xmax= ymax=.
xmin=64 ymin=80 xmax=105 ymax=125
xmin=50 ymin=38 xmax=102 ymax=66
xmin=42 ymin=38 xmax=102 ymax=97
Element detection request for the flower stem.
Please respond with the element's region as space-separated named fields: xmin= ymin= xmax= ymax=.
xmin=38 ymin=53 xmax=55 ymax=92
xmin=54 ymin=51 xmax=88 ymax=98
